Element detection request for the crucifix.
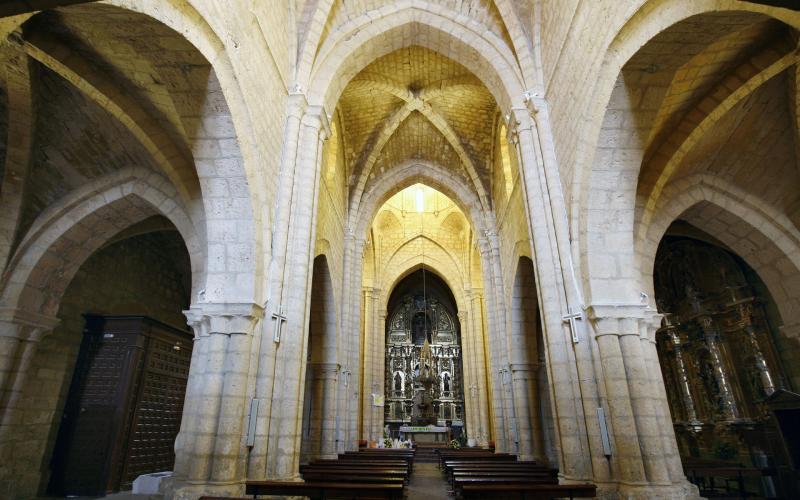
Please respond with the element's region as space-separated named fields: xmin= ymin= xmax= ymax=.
xmin=562 ymin=308 xmax=582 ymax=343
xmin=272 ymin=307 xmax=287 ymax=343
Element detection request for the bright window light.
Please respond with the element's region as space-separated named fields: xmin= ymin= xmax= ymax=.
xmin=415 ymin=187 xmax=424 ymax=213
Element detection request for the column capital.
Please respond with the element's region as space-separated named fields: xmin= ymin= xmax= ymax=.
xmin=286 ymin=88 xmax=308 ymax=118
xmin=0 ymin=307 xmax=60 ymax=341
xmin=585 ymin=303 xmax=651 ymax=338
xmin=302 ymin=105 xmax=332 ymax=140
xmin=184 ymin=302 xmax=264 ymax=338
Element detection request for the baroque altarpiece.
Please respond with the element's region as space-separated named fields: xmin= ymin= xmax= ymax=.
xmin=384 ymin=294 xmax=464 ymax=428
xmin=654 ymin=237 xmax=794 ymax=481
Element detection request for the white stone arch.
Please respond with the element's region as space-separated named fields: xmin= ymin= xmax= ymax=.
xmin=381 ymin=258 xmax=467 ymax=317
xmin=354 ymin=161 xmax=491 ymax=241
xmin=6 ymin=1 xmax=263 ymax=304
xmin=304 ymin=3 xmax=525 ymax=117
xmin=0 ymin=168 xmax=204 ymax=318
xmin=573 ymin=0 xmax=800 ymax=304
xmin=636 ymin=175 xmax=800 ymax=326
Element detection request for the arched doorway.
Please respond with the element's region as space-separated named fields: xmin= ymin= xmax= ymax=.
xmin=384 ymin=269 xmax=465 ymax=442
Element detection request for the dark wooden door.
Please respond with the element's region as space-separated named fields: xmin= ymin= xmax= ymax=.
xmin=48 ymin=315 xmax=191 ymax=495
xmin=49 ymin=319 xmax=145 ymax=495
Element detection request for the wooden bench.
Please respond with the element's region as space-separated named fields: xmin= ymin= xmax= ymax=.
xmin=438 ymin=452 xmax=517 ymax=468
xmin=245 ymin=480 xmax=404 ymax=499
xmin=458 ymin=482 xmax=597 ymax=499
xmin=445 ymin=463 xmax=554 ymax=485
xmin=300 ymin=466 xmax=408 ymax=482
xmin=311 ymin=459 xmax=411 ymax=477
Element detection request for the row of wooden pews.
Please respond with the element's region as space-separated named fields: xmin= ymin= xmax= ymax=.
xmin=229 ymin=448 xmax=413 ymax=499
xmin=438 ymin=448 xmax=597 ymax=499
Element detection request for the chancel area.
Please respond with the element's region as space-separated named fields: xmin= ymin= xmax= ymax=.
xmin=1 ymin=1 xmax=800 ymax=499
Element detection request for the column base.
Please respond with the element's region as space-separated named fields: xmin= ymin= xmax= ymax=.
xmin=595 ymin=479 xmax=699 ymax=500
xmin=160 ymin=476 xmax=244 ymax=500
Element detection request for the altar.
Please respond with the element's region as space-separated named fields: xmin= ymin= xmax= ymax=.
xmin=399 ymin=424 xmax=449 ymax=444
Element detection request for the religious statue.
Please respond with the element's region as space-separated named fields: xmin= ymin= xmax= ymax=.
xmin=411 ymin=339 xmax=438 ymax=425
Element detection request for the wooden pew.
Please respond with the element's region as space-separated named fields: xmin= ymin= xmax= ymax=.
xmin=458 ymin=482 xmax=597 ymax=499
xmin=313 ymin=458 xmax=411 ymax=476
xmin=245 ymin=480 xmax=404 ymax=499
xmin=438 ymin=451 xmax=516 ymax=468
xmin=444 ymin=462 xmax=554 ymax=485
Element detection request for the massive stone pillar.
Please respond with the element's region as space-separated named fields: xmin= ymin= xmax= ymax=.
xmin=587 ymin=305 xmax=697 ymax=498
xmin=167 ymin=302 xmax=263 ymax=500
xmin=511 ymin=106 xmax=593 ymax=480
xmin=0 ymin=308 xmax=59 ymax=496
xmin=264 ymin=106 xmax=329 ymax=478
xmin=247 ymin=91 xmax=307 ymax=480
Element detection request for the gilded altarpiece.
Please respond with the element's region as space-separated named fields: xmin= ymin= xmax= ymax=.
xmin=654 ymin=237 xmax=792 ymax=474
xmin=385 ymin=295 xmax=464 ymax=426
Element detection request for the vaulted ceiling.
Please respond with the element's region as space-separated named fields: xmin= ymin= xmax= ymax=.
xmin=336 ymin=46 xmax=498 ymax=209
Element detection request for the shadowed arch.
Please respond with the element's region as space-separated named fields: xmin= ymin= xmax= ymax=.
xmin=574 ymin=2 xmax=799 ymax=303
xmin=381 ymin=260 xmax=466 ymax=317
xmin=0 ymin=169 xmax=203 ymax=317
xmin=639 ymin=176 xmax=800 ymax=325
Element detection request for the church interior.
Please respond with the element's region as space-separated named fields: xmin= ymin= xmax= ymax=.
xmin=0 ymin=1 xmax=800 ymax=499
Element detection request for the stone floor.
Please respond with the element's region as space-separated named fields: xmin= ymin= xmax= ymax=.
xmin=44 ymin=464 xmax=452 ymax=500
xmin=407 ymin=462 xmax=450 ymax=500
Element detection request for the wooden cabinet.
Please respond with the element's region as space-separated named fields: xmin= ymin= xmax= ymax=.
xmin=49 ymin=315 xmax=192 ymax=496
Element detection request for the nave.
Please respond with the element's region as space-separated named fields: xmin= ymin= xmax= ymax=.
xmin=1 ymin=1 xmax=800 ymax=500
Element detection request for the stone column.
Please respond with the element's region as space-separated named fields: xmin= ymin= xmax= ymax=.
xmin=468 ymin=290 xmax=490 ymax=446
xmin=586 ymin=306 xmax=648 ymax=489
xmin=307 ymin=362 xmax=339 ymax=459
xmin=0 ymin=308 xmax=59 ymax=420
xmin=510 ymin=363 xmax=544 ymax=461
xmin=265 ymin=106 xmax=329 ymax=478
xmin=167 ymin=302 xmax=263 ymax=499
xmin=512 ymin=107 xmax=592 ymax=479
xmin=248 ymin=90 xmax=308 ymax=478
xmin=0 ymin=308 xmax=59 ymax=488
xmin=499 ymin=366 xmax=517 ymax=453
xmin=476 ymin=237 xmax=507 ymax=451
xmin=588 ymin=305 xmax=696 ymax=498
xmin=457 ymin=310 xmax=477 ymax=443
xmin=372 ymin=311 xmax=386 ymax=441
xmin=360 ymin=287 xmax=375 ymax=440
xmin=643 ymin=313 xmax=694 ymax=491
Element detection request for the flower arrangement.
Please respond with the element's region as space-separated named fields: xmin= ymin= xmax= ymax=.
xmin=449 ymin=439 xmax=461 ymax=449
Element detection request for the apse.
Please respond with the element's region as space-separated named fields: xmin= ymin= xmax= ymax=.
xmin=384 ymin=268 xmax=464 ymax=439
